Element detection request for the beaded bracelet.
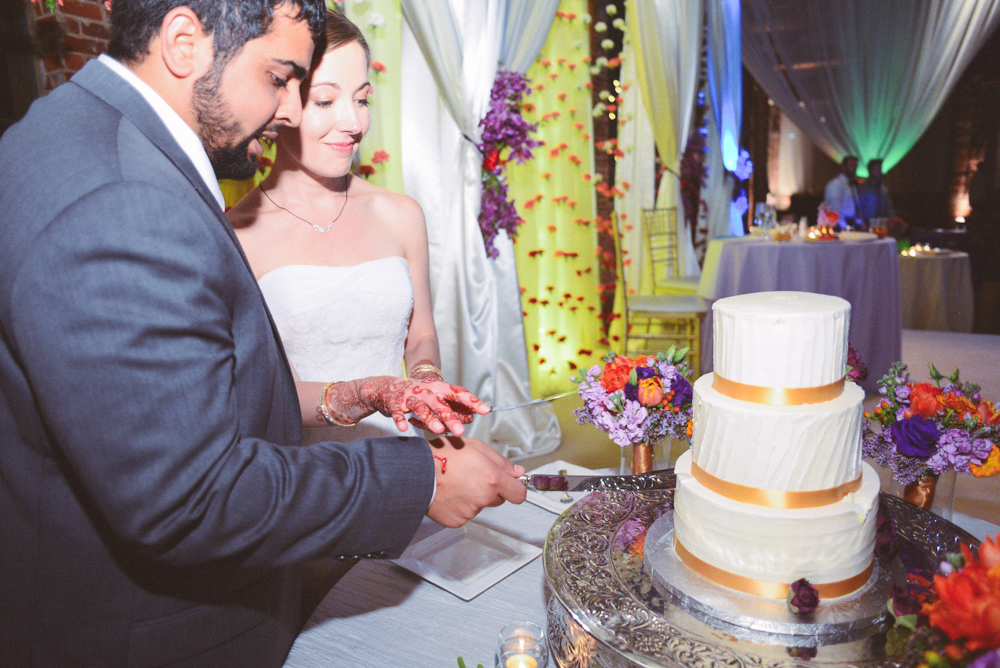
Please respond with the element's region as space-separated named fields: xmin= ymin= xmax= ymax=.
xmin=409 ymin=362 xmax=444 ymax=381
xmin=320 ymin=381 xmax=357 ymax=427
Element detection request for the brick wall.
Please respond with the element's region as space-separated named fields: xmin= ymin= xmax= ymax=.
xmin=27 ymin=0 xmax=111 ymax=92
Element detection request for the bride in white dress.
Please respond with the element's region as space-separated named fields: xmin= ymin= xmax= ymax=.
xmin=228 ymin=11 xmax=484 ymax=443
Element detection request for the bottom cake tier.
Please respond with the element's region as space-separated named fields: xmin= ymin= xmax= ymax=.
xmin=672 ymin=451 xmax=879 ymax=598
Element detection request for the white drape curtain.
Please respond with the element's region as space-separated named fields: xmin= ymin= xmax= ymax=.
xmin=626 ymin=0 xmax=702 ymax=279
xmin=400 ymin=0 xmax=561 ymax=458
xmin=615 ymin=31 xmax=658 ymax=296
xmin=767 ymin=111 xmax=813 ymax=210
xmin=743 ymin=0 xmax=1000 ymax=175
xmin=704 ymin=0 xmax=745 ymax=238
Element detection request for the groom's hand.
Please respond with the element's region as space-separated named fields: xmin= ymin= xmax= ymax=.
xmin=360 ymin=377 xmax=490 ymax=436
xmin=425 ymin=437 xmax=526 ymax=527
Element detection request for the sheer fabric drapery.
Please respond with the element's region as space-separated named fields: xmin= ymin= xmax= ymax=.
xmin=400 ymin=0 xmax=560 ymax=457
xmin=616 ymin=30 xmax=659 ymax=296
xmin=743 ymin=0 xmax=1000 ymax=174
xmin=704 ymin=0 xmax=745 ymax=238
xmin=626 ymin=0 xmax=702 ymax=279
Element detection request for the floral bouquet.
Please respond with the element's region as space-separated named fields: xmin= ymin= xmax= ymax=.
xmin=886 ymin=534 xmax=1000 ymax=668
xmin=573 ymin=348 xmax=694 ymax=449
xmin=862 ymin=362 xmax=1000 ymax=487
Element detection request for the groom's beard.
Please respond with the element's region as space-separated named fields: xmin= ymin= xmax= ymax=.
xmin=192 ymin=66 xmax=264 ymax=182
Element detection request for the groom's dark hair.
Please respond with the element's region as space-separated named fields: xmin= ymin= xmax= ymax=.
xmin=108 ymin=0 xmax=327 ymax=66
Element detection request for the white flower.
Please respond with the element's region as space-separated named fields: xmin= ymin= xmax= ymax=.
xmin=601 ymin=38 xmax=614 ymax=51
xmin=595 ymin=56 xmax=608 ymax=66
xmin=594 ymin=21 xmax=607 ymax=32
xmin=367 ymin=11 xmax=385 ymax=28
xmin=580 ymin=13 xmax=592 ymax=24
xmin=613 ymin=18 xmax=625 ymax=30
xmin=606 ymin=4 xmax=617 ymax=15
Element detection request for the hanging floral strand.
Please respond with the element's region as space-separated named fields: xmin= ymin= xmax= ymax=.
xmin=477 ymin=69 xmax=542 ymax=259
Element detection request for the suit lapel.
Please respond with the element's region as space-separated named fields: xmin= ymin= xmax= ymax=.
xmin=69 ymin=61 xmax=296 ymax=390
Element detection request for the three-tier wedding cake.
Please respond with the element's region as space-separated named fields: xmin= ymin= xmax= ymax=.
xmin=672 ymin=291 xmax=879 ymax=599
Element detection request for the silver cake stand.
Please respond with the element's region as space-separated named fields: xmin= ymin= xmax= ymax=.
xmin=543 ymin=471 xmax=979 ymax=668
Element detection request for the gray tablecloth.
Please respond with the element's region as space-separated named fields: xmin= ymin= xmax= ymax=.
xmin=283 ymin=501 xmax=559 ymax=668
xmin=899 ymin=251 xmax=974 ymax=332
xmin=697 ymin=236 xmax=902 ymax=393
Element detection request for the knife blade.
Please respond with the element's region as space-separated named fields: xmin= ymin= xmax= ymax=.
xmin=516 ymin=470 xmax=674 ymax=492
xmin=491 ymin=390 xmax=576 ymax=412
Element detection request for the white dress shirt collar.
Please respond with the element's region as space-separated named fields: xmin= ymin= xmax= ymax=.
xmin=98 ymin=54 xmax=226 ymax=211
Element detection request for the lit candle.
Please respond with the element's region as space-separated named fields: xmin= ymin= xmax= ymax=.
xmin=505 ymin=653 xmax=538 ymax=668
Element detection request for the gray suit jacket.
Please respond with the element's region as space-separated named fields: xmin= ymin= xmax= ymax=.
xmin=0 ymin=60 xmax=433 ymax=667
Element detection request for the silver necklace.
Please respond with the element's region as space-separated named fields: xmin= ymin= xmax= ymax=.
xmin=261 ymin=186 xmax=348 ymax=233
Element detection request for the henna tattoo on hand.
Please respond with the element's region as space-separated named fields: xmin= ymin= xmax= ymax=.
xmin=359 ymin=377 xmax=488 ymax=433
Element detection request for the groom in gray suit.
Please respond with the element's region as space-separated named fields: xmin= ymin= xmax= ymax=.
xmin=0 ymin=1 xmax=525 ymax=666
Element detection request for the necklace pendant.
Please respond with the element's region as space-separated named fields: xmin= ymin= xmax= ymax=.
xmin=313 ymin=224 xmax=333 ymax=233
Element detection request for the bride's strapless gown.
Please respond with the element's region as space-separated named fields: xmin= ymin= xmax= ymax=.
xmin=259 ymin=257 xmax=417 ymax=443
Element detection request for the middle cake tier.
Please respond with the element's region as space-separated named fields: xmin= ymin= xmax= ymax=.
xmin=691 ymin=373 xmax=866 ymax=492
xmin=673 ymin=451 xmax=880 ymax=596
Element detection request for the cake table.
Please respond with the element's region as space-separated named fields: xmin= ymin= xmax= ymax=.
xmin=543 ymin=474 xmax=978 ymax=668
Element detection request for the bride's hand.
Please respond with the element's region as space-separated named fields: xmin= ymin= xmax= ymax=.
xmin=359 ymin=377 xmax=490 ymax=435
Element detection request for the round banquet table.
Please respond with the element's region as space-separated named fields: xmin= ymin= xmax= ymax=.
xmin=697 ymin=236 xmax=902 ymax=393
xmin=899 ymin=250 xmax=974 ymax=332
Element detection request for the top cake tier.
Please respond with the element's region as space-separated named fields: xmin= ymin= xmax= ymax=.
xmin=713 ymin=292 xmax=850 ymax=389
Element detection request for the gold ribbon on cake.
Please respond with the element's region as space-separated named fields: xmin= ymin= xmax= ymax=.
xmin=712 ymin=374 xmax=845 ymax=406
xmin=673 ymin=538 xmax=873 ymax=599
xmin=690 ymin=461 xmax=862 ymax=509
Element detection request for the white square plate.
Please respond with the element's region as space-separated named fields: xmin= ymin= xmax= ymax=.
xmin=392 ymin=522 xmax=541 ymax=600
xmin=525 ymin=460 xmax=599 ymax=514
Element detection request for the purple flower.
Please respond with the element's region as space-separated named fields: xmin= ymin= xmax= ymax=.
xmin=926 ymin=428 xmax=994 ymax=474
xmin=635 ymin=366 xmax=659 ymax=380
xmin=787 ymin=578 xmax=819 ymax=614
xmin=733 ymin=148 xmax=753 ymax=181
xmin=875 ymin=504 xmax=898 ymax=561
xmin=894 ymin=385 xmax=911 ymax=400
xmin=970 ymin=650 xmax=1000 ymax=668
xmin=670 ymin=375 xmax=693 ymax=407
xmin=889 ymin=585 xmax=921 ymax=617
xmin=623 ymin=382 xmax=638 ymax=402
xmin=890 ymin=415 xmax=940 ymax=458
xmin=847 ymin=344 xmax=868 ymax=382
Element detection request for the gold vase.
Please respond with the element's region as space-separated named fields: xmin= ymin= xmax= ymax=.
xmin=632 ymin=442 xmax=653 ymax=475
xmin=902 ymin=473 xmax=937 ymax=511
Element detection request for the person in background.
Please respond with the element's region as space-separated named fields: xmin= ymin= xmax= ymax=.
xmin=857 ymin=158 xmax=896 ymax=220
xmin=824 ymin=155 xmax=860 ymax=229
xmin=0 ymin=2 xmax=525 ymax=665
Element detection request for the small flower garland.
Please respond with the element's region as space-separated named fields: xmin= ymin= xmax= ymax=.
xmin=477 ymin=69 xmax=542 ymax=259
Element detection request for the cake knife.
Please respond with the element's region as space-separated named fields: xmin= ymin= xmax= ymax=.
xmin=490 ymin=390 xmax=576 ymax=412
xmin=516 ymin=470 xmax=674 ymax=492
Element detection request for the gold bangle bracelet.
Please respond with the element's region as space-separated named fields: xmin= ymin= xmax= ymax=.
xmin=409 ymin=363 xmax=443 ymax=380
xmin=319 ymin=381 xmax=357 ymax=427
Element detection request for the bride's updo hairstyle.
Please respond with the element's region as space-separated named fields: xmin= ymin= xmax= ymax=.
xmin=317 ymin=9 xmax=371 ymax=67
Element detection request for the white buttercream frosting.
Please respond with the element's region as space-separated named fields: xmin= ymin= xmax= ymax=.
xmin=673 ymin=452 xmax=878 ymax=589
xmin=713 ymin=291 xmax=851 ymax=389
xmin=691 ymin=373 xmax=865 ymax=490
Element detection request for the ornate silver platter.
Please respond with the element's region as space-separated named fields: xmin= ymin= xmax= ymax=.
xmin=543 ymin=474 xmax=979 ymax=668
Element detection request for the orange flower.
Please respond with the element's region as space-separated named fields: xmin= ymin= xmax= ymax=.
xmin=971 ymin=445 xmax=1000 ymax=478
xmin=600 ymin=355 xmax=634 ymax=393
xmin=977 ymin=401 xmax=1000 ymax=426
xmin=923 ymin=537 xmax=1000 ymax=651
xmin=939 ymin=392 xmax=977 ymax=418
xmin=637 ymin=377 xmax=664 ymax=407
xmin=910 ymin=382 xmax=943 ymax=418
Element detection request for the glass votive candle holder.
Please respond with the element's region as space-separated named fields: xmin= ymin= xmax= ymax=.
xmin=494 ymin=621 xmax=548 ymax=668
